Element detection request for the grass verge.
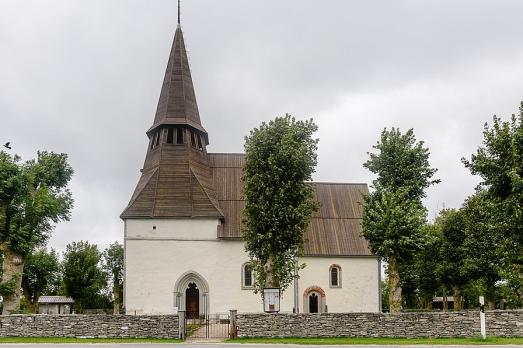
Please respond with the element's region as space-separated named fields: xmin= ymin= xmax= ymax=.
xmin=0 ymin=337 xmax=181 ymax=344
xmin=227 ymin=336 xmax=523 ymax=345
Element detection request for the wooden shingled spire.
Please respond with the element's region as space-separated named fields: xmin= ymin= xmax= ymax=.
xmin=121 ymin=18 xmax=222 ymax=219
xmin=147 ymin=22 xmax=207 ymax=138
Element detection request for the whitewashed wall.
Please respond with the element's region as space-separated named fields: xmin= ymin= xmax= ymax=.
xmin=124 ymin=218 xmax=379 ymax=315
xmin=298 ymin=257 xmax=380 ymax=313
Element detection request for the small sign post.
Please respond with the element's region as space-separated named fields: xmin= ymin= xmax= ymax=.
xmin=479 ymin=296 xmax=486 ymax=339
xmin=263 ymin=288 xmax=281 ymax=313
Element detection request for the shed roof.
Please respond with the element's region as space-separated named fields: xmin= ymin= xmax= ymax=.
xmin=38 ymin=296 xmax=74 ymax=304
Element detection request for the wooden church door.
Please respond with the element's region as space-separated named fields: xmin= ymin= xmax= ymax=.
xmin=186 ymin=282 xmax=199 ymax=319
xmin=309 ymin=293 xmax=319 ymax=313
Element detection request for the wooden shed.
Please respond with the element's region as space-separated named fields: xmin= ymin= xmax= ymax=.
xmin=37 ymin=296 xmax=74 ymax=314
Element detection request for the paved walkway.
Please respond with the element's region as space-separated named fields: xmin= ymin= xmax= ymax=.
xmin=186 ymin=321 xmax=229 ymax=342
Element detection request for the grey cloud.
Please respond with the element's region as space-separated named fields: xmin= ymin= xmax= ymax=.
xmin=1 ymin=0 xmax=522 ymax=252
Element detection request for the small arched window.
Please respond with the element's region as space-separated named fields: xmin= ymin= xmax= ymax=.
xmin=329 ymin=264 xmax=342 ymax=288
xmin=242 ymin=263 xmax=254 ymax=289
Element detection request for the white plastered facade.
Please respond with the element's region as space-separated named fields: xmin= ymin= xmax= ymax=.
xmin=124 ymin=218 xmax=380 ymax=315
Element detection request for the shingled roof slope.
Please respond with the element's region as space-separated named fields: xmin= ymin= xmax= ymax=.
xmin=210 ymin=153 xmax=373 ymax=256
xmin=149 ymin=24 xmax=206 ymax=135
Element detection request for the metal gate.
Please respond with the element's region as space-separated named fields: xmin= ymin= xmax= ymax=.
xmin=185 ymin=313 xmax=230 ymax=339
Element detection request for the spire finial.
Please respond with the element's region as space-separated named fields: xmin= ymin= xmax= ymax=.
xmin=177 ymin=0 xmax=180 ymax=25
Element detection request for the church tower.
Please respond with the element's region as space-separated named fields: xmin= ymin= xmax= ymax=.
xmin=121 ymin=22 xmax=222 ymax=219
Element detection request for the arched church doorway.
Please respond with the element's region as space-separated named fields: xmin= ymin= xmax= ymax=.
xmin=303 ymin=285 xmax=326 ymax=313
xmin=309 ymin=293 xmax=319 ymax=313
xmin=186 ymin=282 xmax=199 ymax=319
xmin=174 ymin=271 xmax=209 ymax=318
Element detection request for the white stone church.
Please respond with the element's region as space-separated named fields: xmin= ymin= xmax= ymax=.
xmin=121 ymin=22 xmax=380 ymax=317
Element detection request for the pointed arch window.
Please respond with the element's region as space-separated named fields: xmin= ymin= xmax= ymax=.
xmin=329 ymin=264 xmax=342 ymax=288
xmin=241 ymin=263 xmax=254 ymax=289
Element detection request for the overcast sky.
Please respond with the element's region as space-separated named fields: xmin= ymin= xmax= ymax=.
xmin=1 ymin=0 xmax=522 ymax=253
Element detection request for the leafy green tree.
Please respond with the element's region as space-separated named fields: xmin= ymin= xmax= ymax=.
xmin=436 ymin=209 xmax=469 ymax=310
xmin=462 ymin=279 xmax=486 ymax=309
xmin=102 ymin=242 xmax=124 ymax=314
xmin=463 ymin=103 xmax=523 ymax=282
xmin=461 ymin=192 xmax=510 ymax=309
xmin=62 ymin=241 xmax=107 ymax=313
xmin=363 ymin=188 xmax=427 ymax=313
xmin=243 ymin=115 xmax=319 ymax=294
xmin=398 ymin=261 xmax=419 ymax=310
xmin=21 ymin=248 xmax=61 ymax=310
xmin=364 ymin=128 xmax=440 ymax=199
xmin=412 ymin=223 xmax=442 ymax=310
xmin=0 ymin=151 xmax=73 ymax=314
xmin=362 ymin=128 xmax=439 ymax=313
xmin=498 ymin=278 xmax=522 ymax=309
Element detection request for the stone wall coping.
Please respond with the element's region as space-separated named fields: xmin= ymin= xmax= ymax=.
xmin=0 ymin=314 xmax=180 ymax=339
xmin=237 ymin=309 xmax=523 ymax=315
xmin=236 ymin=310 xmax=523 ymax=338
xmin=1 ymin=314 xmax=179 ymax=317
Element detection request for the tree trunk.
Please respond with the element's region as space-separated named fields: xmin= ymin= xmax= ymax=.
xmin=442 ymin=289 xmax=448 ymax=312
xmin=264 ymin=257 xmax=276 ymax=288
xmin=453 ymin=285 xmax=463 ymax=311
xmin=0 ymin=245 xmax=24 ymax=315
xmin=424 ymin=295 xmax=433 ymax=310
xmin=113 ymin=282 xmax=121 ymax=315
xmin=387 ymin=256 xmax=402 ymax=314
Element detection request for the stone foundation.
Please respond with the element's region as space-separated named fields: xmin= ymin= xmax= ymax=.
xmin=0 ymin=315 xmax=179 ymax=338
xmin=237 ymin=310 xmax=523 ymax=338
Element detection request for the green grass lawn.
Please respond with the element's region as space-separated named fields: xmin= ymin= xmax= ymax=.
xmin=0 ymin=337 xmax=181 ymax=344
xmin=228 ymin=336 xmax=523 ymax=345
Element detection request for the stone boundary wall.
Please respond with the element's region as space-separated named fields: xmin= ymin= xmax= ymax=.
xmin=0 ymin=315 xmax=179 ymax=338
xmin=237 ymin=310 xmax=523 ymax=338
